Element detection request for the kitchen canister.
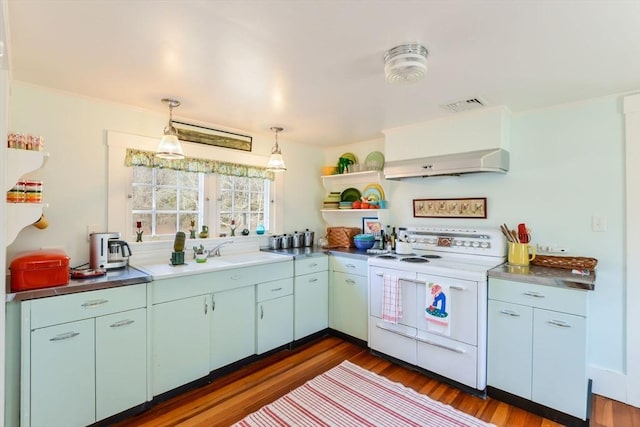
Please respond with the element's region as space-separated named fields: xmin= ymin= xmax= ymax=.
xmin=291 ymin=232 xmax=303 ymax=248
xmin=303 ymin=229 xmax=314 ymax=247
xmin=281 ymin=234 xmax=293 ymax=249
xmin=268 ymin=235 xmax=282 ymax=250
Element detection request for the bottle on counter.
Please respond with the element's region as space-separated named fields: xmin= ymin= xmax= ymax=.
xmin=391 ymin=227 xmax=397 ymax=251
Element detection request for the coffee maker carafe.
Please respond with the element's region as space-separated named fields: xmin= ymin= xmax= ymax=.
xmin=90 ymin=232 xmax=132 ymax=270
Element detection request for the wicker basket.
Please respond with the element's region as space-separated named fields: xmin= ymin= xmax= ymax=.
xmin=325 ymin=227 xmax=361 ymax=248
xmin=530 ymin=255 xmax=598 ymax=271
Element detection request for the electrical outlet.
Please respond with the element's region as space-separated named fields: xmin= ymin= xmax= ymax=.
xmin=592 ymin=215 xmax=607 ymax=232
xmin=87 ymin=224 xmax=99 ymax=241
xmin=538 ymin=244 xmax=569 ymax=254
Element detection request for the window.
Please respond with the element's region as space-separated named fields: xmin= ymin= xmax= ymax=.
xmin=218 ymin=175 xmax=269 ymax=233
xmin=131 ymin=166 xmax=203 ymax=237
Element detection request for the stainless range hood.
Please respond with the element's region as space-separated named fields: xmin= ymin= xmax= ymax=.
xmin=383 ymin=148 xmax=509 ymax=180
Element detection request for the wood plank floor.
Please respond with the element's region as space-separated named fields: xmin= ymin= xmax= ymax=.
xmin=112 ymin=336 xmax=640 ymax=427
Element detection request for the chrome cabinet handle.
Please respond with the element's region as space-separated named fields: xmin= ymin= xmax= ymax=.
xmin=375 ymin=322 xmax=416 ymax=339
xmin=81 ymin=298 xmax=108 ymax=308
xmin=345 ymin=279 xmax=356 ymax=285
xmin=109 ymin=319 xmax=134 ymax=328
xmin=416 ymin=337 xmax=466 ymax=354
xmin=450 ymin=285 xmax=466 ymax=291
xmin=309 ymin=278 xmax=318 ymax=283
xmin=310 ymin=263 xmax=318 ymax=268
xmin=523 ymin=291 xmax=545 ymax=298
xmin=271 ymin=287 xmax=283 ymax=292
xmin=547 ymin=319 xmax=571 ymax=328
xmin=50 ymin=332 xmax=80 ymax=342
xmin=499 ymin=309 xmax=521 ymax=317
xmin=212 ymin=297 xmax=216 ymax=312
xmin=204 ymin=297 xmax=208 ymax=315
xmin=346 ymin=264 xmax=356 ymax=269
xmin=260 ymin=305 xmax=264 ymax=320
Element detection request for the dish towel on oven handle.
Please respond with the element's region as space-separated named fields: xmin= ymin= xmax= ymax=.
xmin=382 ymin=274 xmax=402 ymax=323
xmin=425 ymin=282 xmax=451 ymax=336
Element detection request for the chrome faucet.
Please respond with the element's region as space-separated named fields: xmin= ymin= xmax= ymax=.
xmin=206 ymin=240 xmax=233 ymax=257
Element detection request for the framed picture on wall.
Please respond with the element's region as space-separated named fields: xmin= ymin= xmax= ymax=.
xmin=413 ymin=197 xmax=487 ymax=219
xmin=362 ymin=217 xmax=383 ymax=235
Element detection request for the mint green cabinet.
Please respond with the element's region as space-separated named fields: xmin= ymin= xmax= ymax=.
xmin=21 ymin=284 xmax=148 ymax=427
xmin=256 ymin=278 xmax=294 ymax=354
xmin=30 ymin=319 xmax=95 ymax=427
xmin=330 ymin=256 xmax=368 ymax=341
xmin=152 ymin=294 xmax=210 ymax=396
xmin=294 ymin=256 xmax=329 ymax=340
xmin=96 ymin=308 xmax=147 ymax=420
xmin=210 ymin=285 xmax=256 ymax=370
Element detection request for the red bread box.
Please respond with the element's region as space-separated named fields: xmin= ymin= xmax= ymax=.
xmin=10 ymin=250 xmax=70 ymax=292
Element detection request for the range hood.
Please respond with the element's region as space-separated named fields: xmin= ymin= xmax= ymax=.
xmin=383 ymin=148 xmax=509 ymax=180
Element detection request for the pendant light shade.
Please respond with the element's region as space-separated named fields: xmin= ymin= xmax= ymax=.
xmin=156 ymin=98 xmax=185 ymax=159
xmin=267 ymin=126 xmax=286 ymax=172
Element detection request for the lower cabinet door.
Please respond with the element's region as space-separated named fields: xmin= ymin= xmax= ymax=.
xmin=210 ymin=286 xmax=256 ymax=371
xmin=294 ymin=271 xmax=328 ymax=340
xmin=532 ymin=309 xmax=588 ymax=419
xmin=487 ymin=299 xmax=533 ymax=398
xmin=30 ymin=319 xmax=96 ymax=427
xmin=95 ymin=308 xmax=147 ymax=421
xmin=331 ymin=272 xmax=368 ymax=341
xmin=256 ymin=295 xmax=293 ymax=354
xmin=152 ymin=295 xmax=210 ymax=396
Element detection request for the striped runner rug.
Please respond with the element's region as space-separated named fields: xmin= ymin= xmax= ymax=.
xmin=234 ymin=360 xmax=495 ymax=426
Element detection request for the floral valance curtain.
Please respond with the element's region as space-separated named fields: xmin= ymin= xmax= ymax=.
xmin=124 ymin=148 xmax=275 ymax=180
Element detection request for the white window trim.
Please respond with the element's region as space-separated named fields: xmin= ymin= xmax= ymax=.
xmin=107 ymin=130 xmax=283 ymax=241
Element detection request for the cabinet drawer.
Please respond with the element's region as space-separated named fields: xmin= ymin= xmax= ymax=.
xmin=295 ymin=256 xmax=328 ymax=275
xmin=331 ymin=256 xmax=367 ymax=275
xmin=257 ymin=277 xmax=294 ymax=302
xmin=489 ymin=278 xmax=588 ymax=316
xmin=30 ymin=284 xmax=147 ymax=329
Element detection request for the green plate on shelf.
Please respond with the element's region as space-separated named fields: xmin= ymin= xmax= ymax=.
xmin=340 ymin=187 xmax=362 ymax=202
xmin=364 ymin=151 xmax=385 ymax=170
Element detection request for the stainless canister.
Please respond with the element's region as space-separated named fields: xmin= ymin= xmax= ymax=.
xmin=291 ymin=232 xmax=303 ymax=248
xmin=268 ymin=235 xmax=282 ymax=250
xmin=303 ymin=229 xmax=314 ymax=247
xmin=281 ymin=234 xmax=293 ymax=249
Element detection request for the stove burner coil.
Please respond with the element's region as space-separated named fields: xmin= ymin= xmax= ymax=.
xmin=400 ymin=257 xmax=430 ymax=263
xmin=421 ymin=254 xmax=442 ymax=259
xmin=376 ymin=254 xmax=398 ymax=259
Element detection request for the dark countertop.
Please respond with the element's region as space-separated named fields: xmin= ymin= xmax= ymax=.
xmin=488 ymin=263 xmax=595 ymax=291
xmin=6 ymin=266 xmax=152 ymax=302
xmin=262 ymin=247 xmax=375 ymax=260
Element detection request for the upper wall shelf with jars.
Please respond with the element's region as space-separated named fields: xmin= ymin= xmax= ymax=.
xmin=6 ymin=148 xmax=50 ymax=246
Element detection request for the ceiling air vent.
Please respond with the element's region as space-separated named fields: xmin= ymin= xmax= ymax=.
xmin=440 ymin=97 xmax=488 ymax=113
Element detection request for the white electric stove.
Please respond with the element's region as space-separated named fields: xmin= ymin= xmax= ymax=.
xmin=367 ymin=226 xmax=506 ymax=392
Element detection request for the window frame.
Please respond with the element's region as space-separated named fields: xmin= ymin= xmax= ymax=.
xmin=107 ymin=130 xmax=282 ymax=242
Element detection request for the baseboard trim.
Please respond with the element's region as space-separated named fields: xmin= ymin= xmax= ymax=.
xmin=588 ymin=365 xmax=628 ymax=403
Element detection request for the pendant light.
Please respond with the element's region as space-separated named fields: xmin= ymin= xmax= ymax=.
xmin=266 ymin=126 xmax=286 ymax=172
xmin=156 ymin=98 xmax=185 ymax=159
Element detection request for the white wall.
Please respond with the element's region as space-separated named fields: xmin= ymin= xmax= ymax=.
xmin=6 ymin=82 xmax=325 ymax=265
xmin=340 ymin=94 xmax=627 ymax=401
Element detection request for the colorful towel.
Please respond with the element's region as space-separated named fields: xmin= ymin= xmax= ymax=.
xmin=234 ymin=360 xmax=495 ymax=427
xmin=425 ymin=282 xmax=451 ymax=336
xmin=382 ymin=274 xmax=402 ymax=323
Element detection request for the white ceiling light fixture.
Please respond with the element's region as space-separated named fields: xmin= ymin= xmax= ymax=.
xmin=156 ymin=98 xmax=185 ymax=159
xmin=266 ymin=126 xmax=286 ymax=172
xmin=384 ymin=43 xmax=429 ymax=83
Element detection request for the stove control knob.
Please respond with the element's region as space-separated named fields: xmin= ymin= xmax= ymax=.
xmin=463 ymin=241 xmax=471 ymax=247
xmin=480 ymin=242 xmax=490 ymax=248
xmin=471 ymin=241 xmax=480 ymax=248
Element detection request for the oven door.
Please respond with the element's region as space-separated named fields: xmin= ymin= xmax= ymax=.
xmin=368 ymin=266 xmax=418 ymax=364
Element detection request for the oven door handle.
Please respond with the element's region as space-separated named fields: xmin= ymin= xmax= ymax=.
xmin=375 ymin=322 xmax=417 ymax=339
xmin=375 ymin=273 xmax=425 ymax=285
xmin=416 ymin=337 xmax=466 ymax=354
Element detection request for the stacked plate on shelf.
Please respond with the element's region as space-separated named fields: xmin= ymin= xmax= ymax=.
xmin=339 ymin=201 xmax=353 ymax=209
xmin=323 ymin=192 xmax=341 ymax=209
